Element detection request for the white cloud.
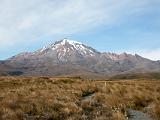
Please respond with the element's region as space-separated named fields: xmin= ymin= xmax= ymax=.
xmin=122 ymin=49 xmax=160 ymax=61
xmin=140 ymin=49 xmax=160 ymax=61
xmin=0 ymin=0 xmax=154 ymax=47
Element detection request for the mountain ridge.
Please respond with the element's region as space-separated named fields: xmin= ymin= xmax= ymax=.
xmin=0 ymin=38 xmax=160 ymax=77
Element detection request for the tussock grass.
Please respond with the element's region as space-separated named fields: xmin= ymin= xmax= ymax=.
xmin=0 ymin=77 xmax=159 ymax=120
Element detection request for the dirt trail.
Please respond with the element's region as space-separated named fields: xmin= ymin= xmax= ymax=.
xmin=81 ymin=93 xmax=95 ymax=102
xmin=81 ymin=93 xmax=154 ymax=120
xmin=128 ymin=109 xmax=153 ymax=120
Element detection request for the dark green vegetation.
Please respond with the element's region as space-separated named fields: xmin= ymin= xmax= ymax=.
xmin=0 ymin=77 xmax=160 ymax=120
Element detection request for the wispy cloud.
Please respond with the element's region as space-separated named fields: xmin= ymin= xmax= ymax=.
xmin=0 ymin=0 xmax=155 ymax=46
xmin=122 ymin=49 xmax=160 ymax=61
xmin=140 ymin=49 xmax=160 ymax=61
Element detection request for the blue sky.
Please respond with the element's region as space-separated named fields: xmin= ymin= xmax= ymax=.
xmin=0 ymin=0 xmax=160 ymax=60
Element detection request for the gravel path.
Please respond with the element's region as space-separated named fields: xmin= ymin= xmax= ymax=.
xmin=81 ymin=93 xmax=95 ymax=101
xmin=128 ymin=109 xmax=153 ymax=120
xmin=81 ymin=93 xmax=154 ymax=120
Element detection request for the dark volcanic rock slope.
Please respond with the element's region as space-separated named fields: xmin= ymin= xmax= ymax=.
xmin=0 ymin=38 xmax=160 ymax=76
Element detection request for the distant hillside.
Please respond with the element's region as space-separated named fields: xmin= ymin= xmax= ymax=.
xmin=110 ymin=72 xmax=160 ymax=80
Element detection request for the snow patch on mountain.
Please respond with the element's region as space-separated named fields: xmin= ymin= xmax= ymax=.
xmin=37 ymin=38 xmax=98 ymax=58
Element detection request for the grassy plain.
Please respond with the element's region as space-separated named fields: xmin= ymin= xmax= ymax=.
xmin=0 ymin=77 xmax=160 ymax=120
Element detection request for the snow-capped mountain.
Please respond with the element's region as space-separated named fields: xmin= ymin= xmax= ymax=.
xmin=36 ymin=38 xmax=99 ymax=62
xmin=1 ymin=38 xmax=160 ymax=77
xmin=9 ymin=38 xmax=100 ymax=62
xmin=38 ymin=39 xmax=98 ymax=56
